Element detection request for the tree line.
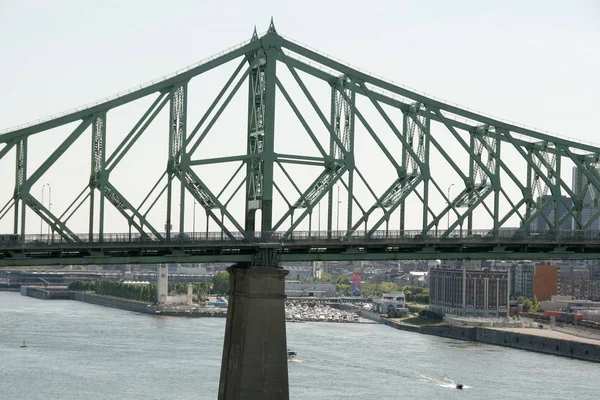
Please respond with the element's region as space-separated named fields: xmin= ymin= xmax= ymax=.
xmin=68 ymin=271 xmax=430 ymax=304
xmin=69 ymin=280 xmax=158 ymax=303
xmin=68 ymin=272 xmax=231 ymax=303
xmin=312 ymin=272 xmax=429 ymax=303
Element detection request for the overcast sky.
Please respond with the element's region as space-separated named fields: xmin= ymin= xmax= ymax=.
xmin=0 ymin=0 xmax=598 ymax=236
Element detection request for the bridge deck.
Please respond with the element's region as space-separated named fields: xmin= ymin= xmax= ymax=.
xmin=2 ymin=230 xmax=600 ymax=266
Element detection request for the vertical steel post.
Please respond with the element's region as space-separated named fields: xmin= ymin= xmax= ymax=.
xmin=493 ymin=138 xmax=501 ymax=233
xmin=244 ymin=28 xmax=276 ymax=236
xmin=327 ymin=85 xmax=336 ymax=238
xmin=467 ymin=131 xmax=475 ymax=234
xmin=421 ymin=115 xmax=430 ymax=232
xmin=13 ymin=138 xmax=27 ymax=237
xmin=260 ymin=41 xmax=277 ymax=234
xmin=400 ymin=113 xmax=408 ymax=234
xmin=90 ymin=114 xmax=106 ymax=242
xmin=167 ymin=83 xmax=187 ymax=239
xmin=346 ymin=85 xmax=356 ymax=232
xmin=575 ymin=162 xmax=583 ymax=229
xmin=553 ymin=151 xmax=562 ymax=229
xmin=525 ymin=148 xmax=533 ymax=232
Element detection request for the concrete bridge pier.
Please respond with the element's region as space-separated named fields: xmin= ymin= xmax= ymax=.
xmin=218 ymin=265 xmax=289 ymax=400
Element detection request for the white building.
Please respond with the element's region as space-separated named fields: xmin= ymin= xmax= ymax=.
xmin=285 ymin=281 xmax=336 ymax=297
xmin=372 ymin=291 xmax=408 ymax=315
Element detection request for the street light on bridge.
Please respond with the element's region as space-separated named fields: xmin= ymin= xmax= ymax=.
xmin=47 ymin=183 xmax=52 ymax=237
xmin=447 ymin=183 xmax=454 ymax=231
xmin=193 ymin=199 xmax=196 ymax=237
xmin=40 ymin=184 xmax=47 ymax=236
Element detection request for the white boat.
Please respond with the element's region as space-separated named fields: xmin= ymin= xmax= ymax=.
xmin=287 ymin=349 xmax=297 ymax=361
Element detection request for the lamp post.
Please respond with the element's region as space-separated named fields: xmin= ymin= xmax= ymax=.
xmin=40 ymin=184 xmax=47 ymax=236
xmin=447 ymin=183 xmax=454 ymax=231
xmin=318 ymin=202 xmax=321 ymax=235
xmin=47 ymin=183 xmax=52 ymax=237
xmin=336 ymin=185 xmax=341 ymax=233
xmin=193 ymin=199 xmax=196 ymax=237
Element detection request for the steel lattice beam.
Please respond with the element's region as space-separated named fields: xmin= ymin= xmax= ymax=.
xmin=2 ymin=23 xmax=600 ymax=264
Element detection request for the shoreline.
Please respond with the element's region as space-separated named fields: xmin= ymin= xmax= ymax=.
xmin=381 ymin=317 xmax=600 ymax=363
xmin=70 ymin=291 xmax=227 ymax=317
xmin=18 ymin=289 xmax=600 ymax=362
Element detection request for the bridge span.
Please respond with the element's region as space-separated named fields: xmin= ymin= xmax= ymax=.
xmin=2 ymin=229 xmax=600 ymax=267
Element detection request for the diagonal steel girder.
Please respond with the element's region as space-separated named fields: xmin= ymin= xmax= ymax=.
xmin=10 ymin=119 xmax=91 ymax=239
xmin=278 ymin=37 xmax=600 ymax=155
xmin=4 ymin=27 xmax=600 ymax=244
xmin=501 ymin=132 xmax=577 ymax=233
xmin=272 ymin=52 xmax=353 ymax=236
xmin=176 ymin=166 xmax=243 ymax=240
xmin=24 ymin=194 xmax=80 ymax=242
xmin=277 ymin=37 xmax=600 ymax=236
xmin=0 ymin=40 xmax=263 ymax=144
xmin=0 ymin=141 xmax=15 ymax=161
xmin=276 ymin=164 xmax=348 ymax=236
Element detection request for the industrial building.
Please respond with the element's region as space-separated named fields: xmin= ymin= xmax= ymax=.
xmin=429 ymin=266 xmax=509 ymax=317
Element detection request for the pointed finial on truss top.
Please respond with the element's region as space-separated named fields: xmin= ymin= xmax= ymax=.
xmin=268 ymin=16 xmax=277 ymax=33
xmin=251 ymin=25 xmax=259 ymax=41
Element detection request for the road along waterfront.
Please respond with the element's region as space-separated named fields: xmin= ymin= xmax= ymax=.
xmin=2 ymin=291 xmax=599 ymax=400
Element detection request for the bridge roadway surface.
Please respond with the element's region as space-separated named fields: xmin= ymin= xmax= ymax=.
xmin=2 ymin=229 xmax=600 ymax=266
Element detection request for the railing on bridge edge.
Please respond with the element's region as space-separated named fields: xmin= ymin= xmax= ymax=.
xmin=1 ymin=229 xmax=600 ymax=248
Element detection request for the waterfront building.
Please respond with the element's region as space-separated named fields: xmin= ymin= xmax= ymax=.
xmin=284 ymin=281 xmax=336 ymax=297
xmin=371 ymin=291 xmax=407 ymax=315
xmin=532 ymin=265 xmax=559 ymax=301
xmin=540 ymin=295 xmax=600 ymax=313
xmin=429 ymin=266 xmax=509 ymax=317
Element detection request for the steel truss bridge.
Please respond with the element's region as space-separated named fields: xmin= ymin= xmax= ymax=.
xmin=3 ymin=21 xmax=600 ymax=267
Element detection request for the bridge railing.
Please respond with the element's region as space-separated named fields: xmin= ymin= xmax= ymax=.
xmin=2 ymin=229 xmax=600 ymax=248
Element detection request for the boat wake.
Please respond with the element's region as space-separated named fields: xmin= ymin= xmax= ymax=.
xmin=288 ymin=359 xmax=303 ymax=363
xmin=419 ymin=375 xmax=471 ymax=389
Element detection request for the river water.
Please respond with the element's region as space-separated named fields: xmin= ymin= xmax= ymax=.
xmin=1 ymin=291 xmax=599 ymax=400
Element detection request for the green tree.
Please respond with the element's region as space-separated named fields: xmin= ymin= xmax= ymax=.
xmin=522 ymin=298 xmax=533 ymax=312
xmin=336 ymin=275 xmax=350 ymax=285
xmin=379 ymin=281 xmax=399 ymax=294
xmin=314 ymin=272 xmax=333 ymax=283
xmin=336 ymin=284 xmax=351 ymax=295
xmin=212 ymin=271 xmax=230 ymax=295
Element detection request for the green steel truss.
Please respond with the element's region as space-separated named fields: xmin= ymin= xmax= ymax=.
xmin=2 ymin=20 xmax=600 ymax=266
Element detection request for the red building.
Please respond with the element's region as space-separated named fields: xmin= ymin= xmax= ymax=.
xmin=532 ymin=265 xmax=558 ymax=301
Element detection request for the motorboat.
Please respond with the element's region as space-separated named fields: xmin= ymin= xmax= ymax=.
xmin=287 ymin=349 xmax=297 ymax=361
xmin=456 ymin=383 xmax=463 ymax=390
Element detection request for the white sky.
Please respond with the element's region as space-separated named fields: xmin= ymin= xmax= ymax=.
xmin=0 ymin=0 xmax=598 ymax=237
